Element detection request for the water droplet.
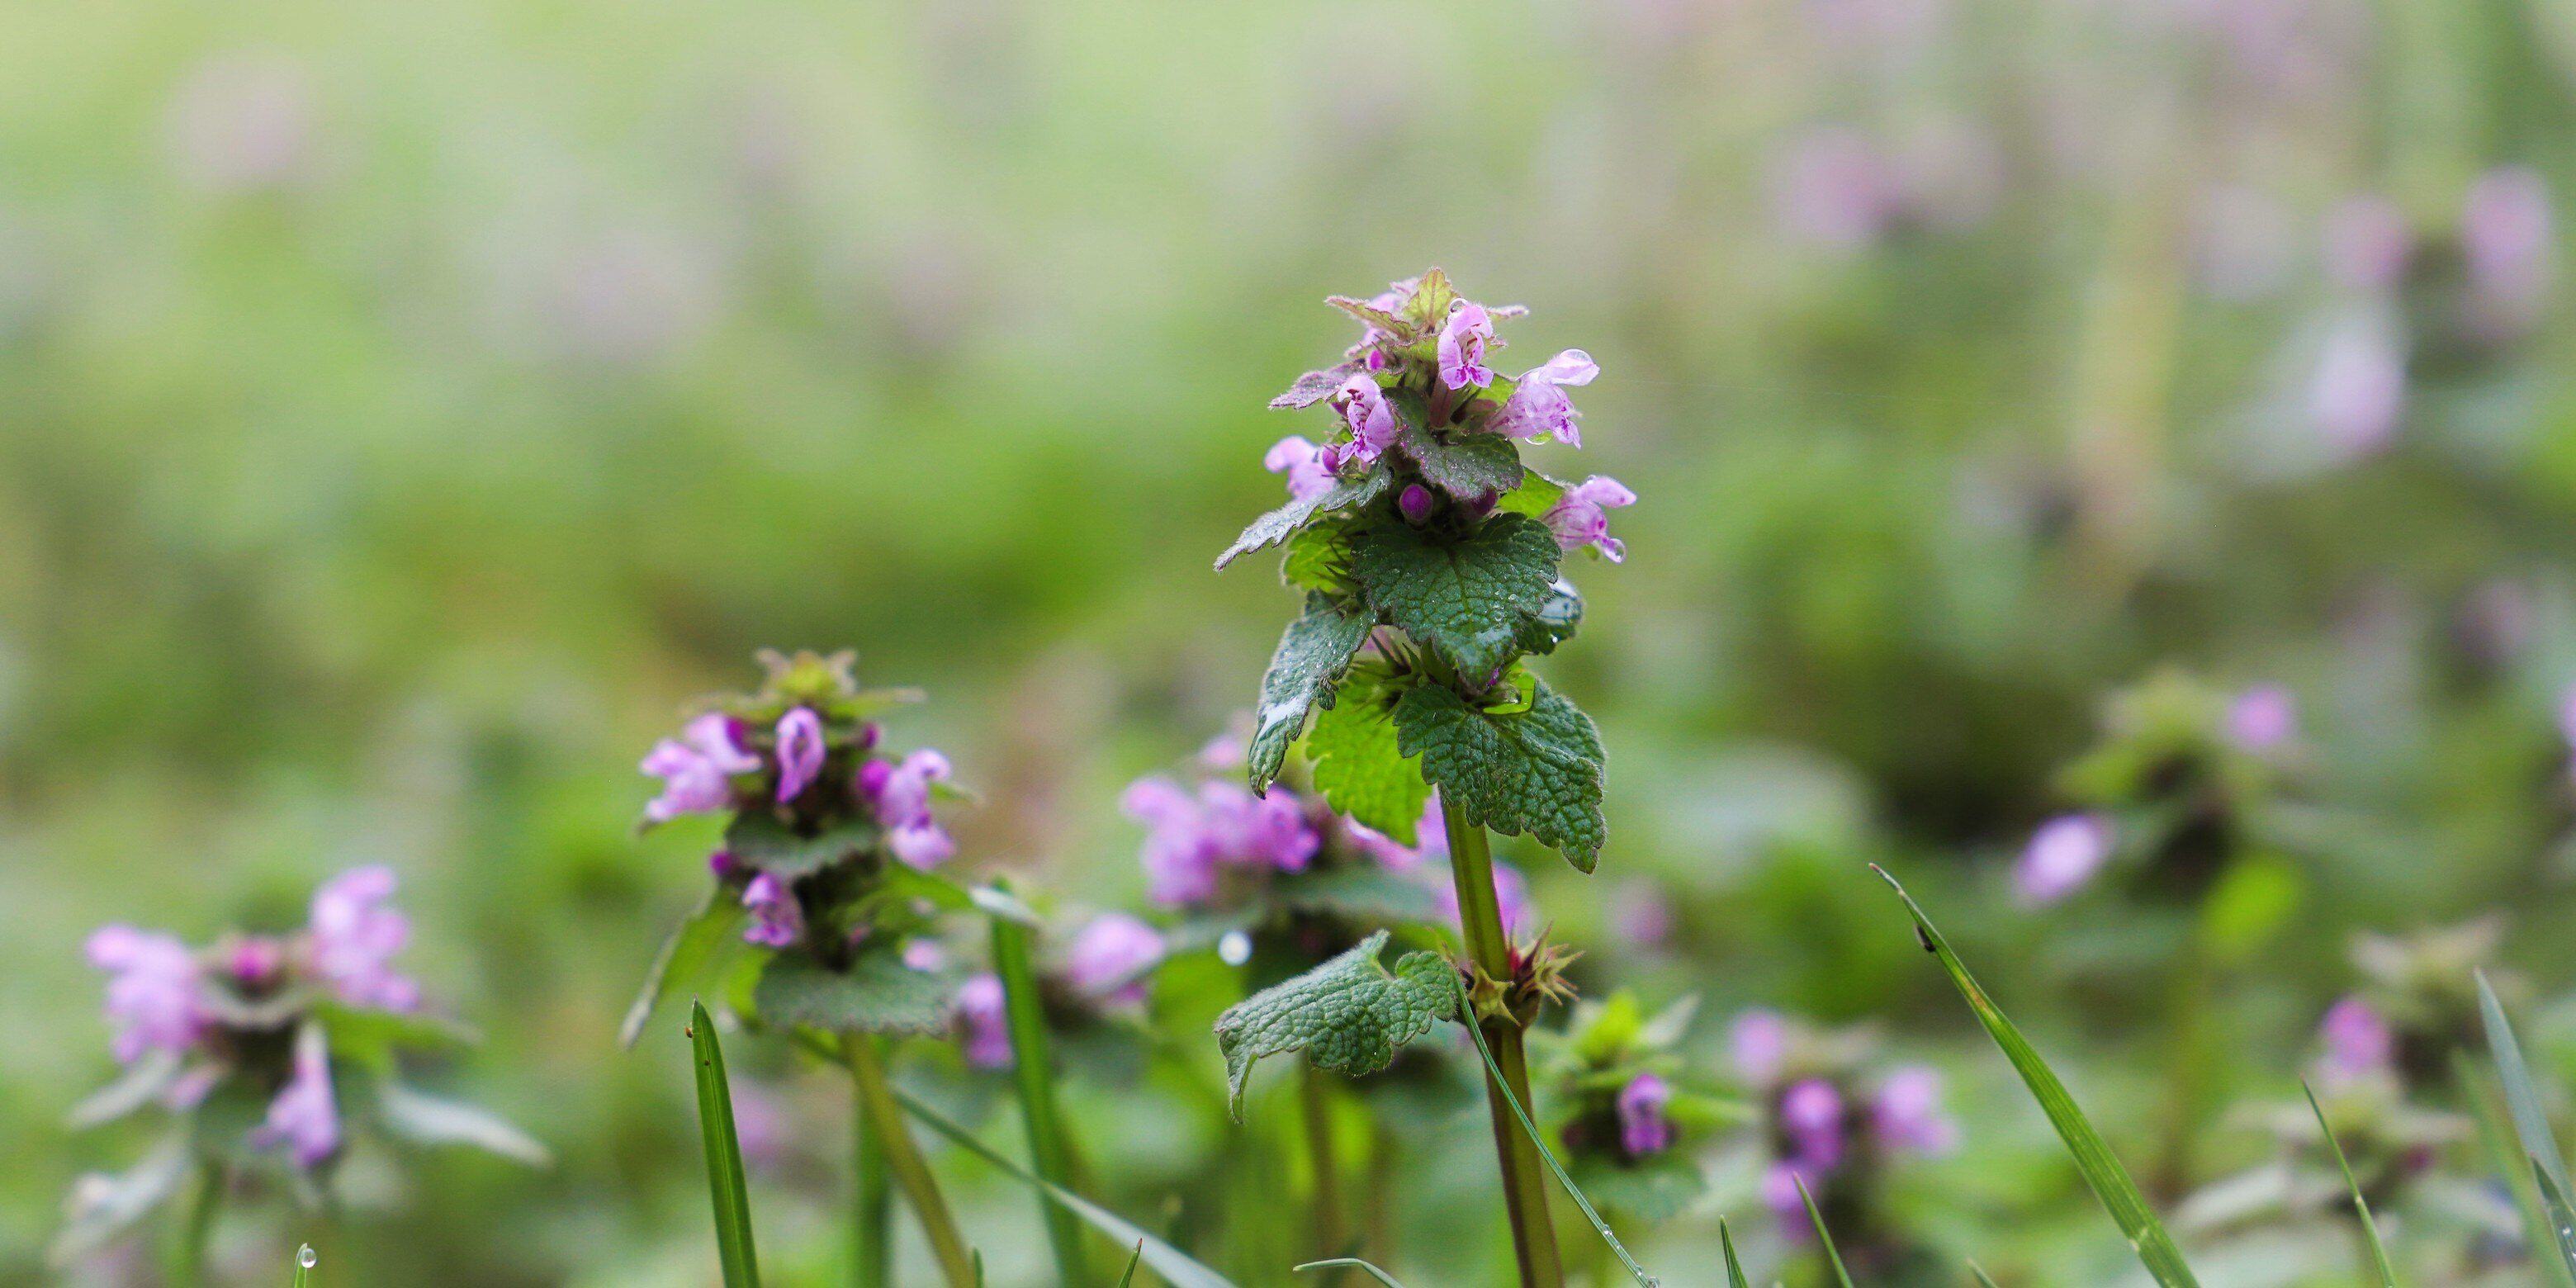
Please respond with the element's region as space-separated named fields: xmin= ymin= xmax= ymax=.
xmin=1217 ymin=930 xmax=1252 ymax=967
xmin=298 ymin=1245 xmax=318 ymax=1268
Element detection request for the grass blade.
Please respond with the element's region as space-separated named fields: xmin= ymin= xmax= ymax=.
xmin=2301 ymin=1081 xmax=2398 ymax=1286
xmin=1718 ymin=1217 xmax=1751 ymax=1288
xmin=888 ymin=1081 xmax=1241 ymax=1288
xmin=1115 ymin=1242 xmax=1145 ymax=1287
xmin=1875 ymin=866 xmax=2200 ymax=1288
xmin=686 ymin=1002 xmax=761 ymax=1288
xmin=1970 ymin=1263 xmax=2001 ymax=1288
xmin=1792 ymin=1173 xmax=1857 ymax=1288
xmin=1293 ymin=1259 xmax=1408 ymax=1286
xmin=2456 ymin=1052 xmax=2576 ymax=1288
xmin=291 ymin=1245 xmax=315 ymax=1287
xmin=1445 ymin=972 xmax=1659 ymax=1286
xmin=2476 ymin=970 xmax=2576 ymax=1282
xmin=990 ymin=900 xmax=1091 ymax=1283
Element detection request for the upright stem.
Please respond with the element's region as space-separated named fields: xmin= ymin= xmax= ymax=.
xmin=166 ymin=1159 xmax=222 ymax=1287
xmin=851 ymin=1093 xmax=891 ymax=1288
xmin=1300 ymin=1058 xmax=1347 ymax=1274
xmin=991 ymin=904 xmax=1091 ymax=1284
xmin=841 ymin=1033 xmax=978 ymax=1288
xmin=1441 ymin=796 xmax=1565 ymax=1288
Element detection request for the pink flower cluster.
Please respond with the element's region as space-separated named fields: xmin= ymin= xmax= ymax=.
xmin=1730 ymin=1009 xmax=1958 ymax=1242
xmin=1121 ymin=776 xmax=1323 ymax=908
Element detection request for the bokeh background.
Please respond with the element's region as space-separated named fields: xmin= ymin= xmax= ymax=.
xmin=10 ymin=0 xmax=2576 ymax=1281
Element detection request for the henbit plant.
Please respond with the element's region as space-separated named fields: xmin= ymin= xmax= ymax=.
xmin=624 ymin=649 xmax=987 ymax=1288
xmin=57 ymin=867 xmax=543 ymax=1282
xmin=1214 ymin=268 xmax=1628 ymax=1288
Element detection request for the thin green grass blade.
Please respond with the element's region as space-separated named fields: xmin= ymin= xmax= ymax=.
xmin=991 ymin=902 xmax=1091 ymax=1283
xmin=1293 ymin=1259 xmax=1408 ymax=1286
xmin=1970 ymin=1263 xmax=2001 ymax=1288
xmin=1718 ymin=1217 xmax=1751 ymax=1288
xmin=1445 ymin=972 xmax=1658 ymax=1286
xmin=2301 ymin=1081 xmax=2398 ymax=1286
xmin=2456 ymin=1053 xmax=2576 ymax=1288
xmin=2476 ymin=970 xmax=2576 ymax=1282
xmin=1115 ymin=1242 xmax=1145 ymax=1287
xmin=889 ymin=1082 xmax=1240 ymax=1288
xmin=687 ymin=1002 xmax=761 ymax=1288
xmin=1875 ymin=866 xmax=2200 ymax=1288
xmin=1792 ymin=1174 xmax=1857 ymax=1288
xmin=291 ymin=1245 xmax=315 ymax=1287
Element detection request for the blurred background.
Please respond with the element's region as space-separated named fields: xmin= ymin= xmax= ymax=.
xmin=9 ymin=0 xmax=2576 ymax=1281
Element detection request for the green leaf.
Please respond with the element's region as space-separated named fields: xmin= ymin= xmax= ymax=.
xmin=989 ymin=904 xmax=1089 ymax=1285
xmin=1247 ymin=594 xmax=1377 ymax=794
xmin=891 ymin=1082 xmax=1242 ymax=1288
xmin=2478 ymin=970 xmax=2576 ymax=1281
xmin=1284 ymin=521 xmax=1356 ymax=594
xmin=316 ymin=1002 xmax=478 ymax=1074
xmin=48 ymin=1131 xmax=191 ymax=1267
xmin=1295 ymin=1260 xmax=1409 ymax=1287
xmin=722 ymin=813 xmax=882 ymax=878
xmin=1388 ymin=390 xmax=1522 ymax=500
xmin=1114 ymin=1242 xmax=1144 ymax=1287
xmin=622 ymin=894 xmax=747 ymax=1049
xmin=1306 ymin=678 xmax=1431 ymax=842
xmin=2457 ymin=1051 xmax=2576 ymax=1288
xmin=686 ymin=1002 xmax=761 ymax=1288
xmin=374 ymin=1082 xmax=552 ymax=1167
xmin=1878 ymin=867 xmax=2200 ymax=1288
xmin=66 ymin=1049 xmax=183 ymax=1129
xmin=1212 ymin=930 xmax=1456 ymax=1117
xmin=1351 ymin=512 xmax=1560 ymax=679
xmin=1272 ymin=362 xmax=1362 ymax=410
xmin=1217 ymin=471 xmax=1391 ymax=571
xmin=1393 ymin=680 xmax=1606 ymax=872
xmin=1793 ymin=1173 xmax=1857 ymax=1288
xmin=1494 ymin=469 xmax=1569 ymax=520
xmin=753 ymin=946 xmax=954 ymax=1036
xmin=1719 ymin=1218 xmax=1751 ymax=1288
xmin=2301 ymin=1082 xmax=2396 ymax=1287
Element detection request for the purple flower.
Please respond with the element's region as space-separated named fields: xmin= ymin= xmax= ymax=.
xmin=955 ymin=973 xmax=1011 ymax=1069
xmin=642 ymin=713 xmax=760 ymax=824
xmin=308 ymin=866 xmax=419 ymax=1012
xmin=1617 ymin=1073 xmax=1675 ymax=1157
xmin=1542 ymin=476 xmax=1636 ymax=562
xmin=901 ymin=939 xmax=949 ymax=973
xmin=1437 ymin=300 xmax=1495 ymax=390
xmin=1333 ymin=376 xmax=1400 ymax=465
xmin=1610 ymin=878 xmax=1674 ymax=949
xmin=2463 ymin=166 xmax=2553 ymax=335
xmin=1123 ymin=776 xmax=1320 ymax=908
xmin=1772 ymin=126 xmax=1896 ymax=250
xmin=1488 ymin=349 xmax=1599 ymax=446
xmin=741 ymin=873 xmax=804 ymax=948
xmin=2016 ymin=812 xmax=2113 ymax=906
xmin=1730 ymin=1009 xmax=1789 ymax=1087
xmin=1398 ymin=484 xmax=1435 ymax=525
xmin=859 ymin=750 xmax=957 ymax=869
xmin=1437 ymin=860 xmax=1532 ymax=935
xmin=1779 ymin=1077 xmax=1846 ymax=1172
xmin=2226 ymin=684 xmax=2297 ymax=751
xmin=774 ymin=707 xmax=826 ymax=803
xmin=2309 ymin=311 xmax=2407 ymax=457
xmin=1064 ymin=913 xmax=1166 ymax=1003
xmin=1347 ymin=796 xmax=1448 ymax=872
xmin=1873 ymin=1066 xmax=1958 ymax=1157
xmin=1764 ymin=1161 xmax=1823 ymax=1242
xmin=253 ymin=1028 xmax=339 ymax=1167
xmin=2318 ymin=995 xmax=2394 ymax=1086
xmin=1264 ymin=435 xmax=1338 ymax=503
xmin=2323 ymin=195 xmax=2413 ymax=294
xmin=728 ymin=1079 xmax=789 ymax=1173
xmin=87 ymin=926 xmax=203 ymax=1064
xmin=227 ymin=937 xmax=286 ymax=990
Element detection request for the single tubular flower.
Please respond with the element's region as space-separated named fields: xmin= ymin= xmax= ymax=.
xmin=2225 ymin=684 xmax=2296 ymax=751
xmin=2015 ymin=812 xmax=2113 ymax=906
xmin=1871 ymin=1066 xmax=1958 ymax=1156
xmin=1489 ymin=349 xmax=1599 ymax=446
xmin=1264 ymin=435 xmax=1338 ymax=502
xmin=642 ymin=713 xmax=760 ymax=824
xmin=860 ymin=749 xmax=959 ymax=869
xmin=741 ymin=873 xmax=805 ymax=948
xmin=2316 ymin=995 xmax=2394 ymax=1087
xmin=1063 ymin=913 xmax=1166 ymax=1004
xmin=774 ymin=706 xmax=826 ymax=803
xmin=1617 ymin=1073 xmax=1674 ymax=1156
xmin=251 ymin=1026 xmax=340 ymax=1167
xmin=87 ymin=926 xmax=203 ymax=1064
xmin=1438 ymin=299 xmax=1496 ymax=389
xmin=954 ymin=973 xmax=1012 ymax=1069
xmin=308 ymin=865 xmax=419 ymax=1011
xmin=1543 ymin=476 xmax=1636 ymax=561
xmin=1333 ymin=376 xmax=1400 ymax=465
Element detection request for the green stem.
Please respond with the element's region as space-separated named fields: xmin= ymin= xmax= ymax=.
xmin=1441 ymin=795 xmax=1565 ymax=1288
xmin=167 ymin=1159 xmax=222 ymax=1287
xmin=852 ymin=1092 xmax=891 ymax=1288
xmin=991 ymin=902 xmax=1091 ymax=1284
xmin=841 ymin=1033 xmax=978 ymax=1288
xmin=1300 ymin=1058 xmax=1347 ymax=1276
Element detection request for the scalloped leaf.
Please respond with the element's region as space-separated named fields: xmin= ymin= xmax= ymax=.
xmin=1306 ymin=677 xmax=1430 ymax=843
xmin=1388 ymin=391 xmax=1522 ymax=500
xmin=722 ymin=813 xmax=882 ymax=878
xmin=1272 ymin=362 xmax=1363 ymax=410
xmin=1212 ymin=930 xmax=1456 ymax=1117
xmin=1247 ymin=594 xmax=1377 ymax=793
xmin=1393 ymin=680 xmax=1606 ymax=871
xmin=621 ymin=893 xmax=747 ymax=1049
xmin=753 ymin=945 xmax=955 ymax=1036
xmin=1351 ymin=513 xmax=1560 ymax=680
xmin=1216 ymin=471 xmax=1390 ymax=571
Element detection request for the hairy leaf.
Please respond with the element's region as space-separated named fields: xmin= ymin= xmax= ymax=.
xmin=1247 ymin=594 xmax=1376 ymax=793
xmin=1212 ymin=930 xmax=1456 ymax=1117
xmin=1217 ymin=471 xmax=1390 ymax=570
xmin=753 ymin=946 xmax=954 ymax=1036
xmin=722 ymin=813 xmax=882 ymax=879
xmin=66 ymin=1049 xmax=182 ymax=1129
xmin=1272 ymin=362 xmax=1361 ymax=410
xmin=1351 ymin=513 xmax=1560 ymax=679
xmin=1494 ymin=469 xmax=1570 ymax=520
xmin=1283 ymin=521 xmax=1356 ymax=594
xmin=622 ymin=893 xmax=747 ymax=1049
xmin=1306 ymin=678 xmax=1431 ymax=842
xmin=48 ymin=1131 xmax=191 ymax=1267
xmin=1387 ymin=390 xmax=1523 ymax=500
xmin=1393 ymin=680 xmax=1607 ymax=872
xmin=375 ymin=1083 xmax=552 ymax=1166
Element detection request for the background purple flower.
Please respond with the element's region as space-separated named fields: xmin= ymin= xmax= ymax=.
xmin=1872 ymin=1066 xmax=1958 ymax=1156
xmin=2016 ymin=812 xmax=2113 ymax=905
xmin=2323 ymin=195 xmax=2412 ymax=294
xmin=2308 ymin=310 xmax=2407 ymax=457
xmin=642 ymin=713 xmax=759 ymax=824
xmin=252 ymin=1028 xmax=339 ymax=1167
xmin=2316 ymin=994 xmax=2393 ymax=1086
xmin=1122 ymin=775 xmax=1320 ymax=907
xmin=2463 ymin=165 xmax=2553 ymax=336
xmin=773 ymin=707 xmax=825 ymax=803
xmin=87 ymin=926 xmax=202 ymax=1064
xmin=1731 ymin=1009 xmax=1789 ymax=1087
xmin=1780 ymin=1077 xmax=1847 ymax=1172
xmin=2226 ymin=684 xmax=2296 ymax=751
xmin=955 ymin=973 xmax=1011 ymax=1068
xmin=1617 ymin=1073 xmax=1674 ymax=1157
xmin=860 ymin=750 xmax=958 ymax=869
xmin=308 ymin=866 xmax=419 ymax=1012
xmin=740 ymin=872 xmax=804 ymax=948
xmin=1063 ymin=912 xmax=1165 ymax=1003
xmin=1264 ymin=435 xmax=1337 ymax=502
